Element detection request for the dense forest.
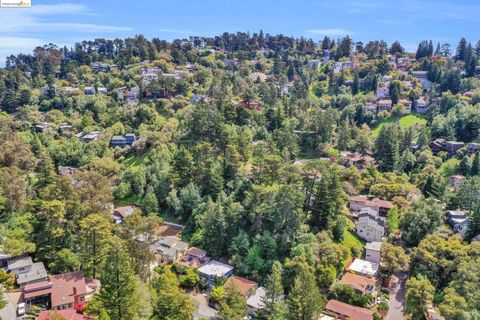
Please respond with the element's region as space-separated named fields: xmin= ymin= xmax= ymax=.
xmin=1 ymin=31 xmax=480 ymax=320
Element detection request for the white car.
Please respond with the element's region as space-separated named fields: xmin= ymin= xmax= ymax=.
xmin=17 ymin=302 xmax=26 ymax=316
xmin=376 ymin=297 xmax=389 ymax=304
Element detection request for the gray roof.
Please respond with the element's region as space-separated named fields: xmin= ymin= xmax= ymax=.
xmin=365 ymin=242 xmax=382 ymax=252
xmin=16 ymin=262 xmax=48 ymax=285
xmin=8 ymin=256 xmax=32 ymax=271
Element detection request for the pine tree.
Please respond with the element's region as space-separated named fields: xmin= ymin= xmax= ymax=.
xmin=455 ymin=38 xmax=468 ymax=61
xmin=311 ymin=170 xmax=344 ymax=232
xmin=219 ymin=286 xmax=248 ymax=320
xmin=142 ymin=186 xmax=159 ymax=214
xmin=153 ymin=269 xmax=193 ymax=320
xmin=260 ymin=261 xmax=284 ymax=317
xmin=337 ymin=120 xmax=351 ymax=151
xmin=459 ymin=155 xmax=472 ymax=176
xmin=37 ymin=152 xmax=56 ymax=187
xmin=352 ymin=73 xmax=359 ymax=95
xmin=99 ymin=240 xmax=138 ymax=320
xmin=471 ymin=153 xmax=480 ymax=176
xmin=375 ymin=124 xmax=400 ymax=172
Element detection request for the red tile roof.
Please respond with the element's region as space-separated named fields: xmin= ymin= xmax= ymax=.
xmin=49 ymin=271 xmax=98 ymax=308
xmin=224 ymin=276 xmax=258 ymax=297
xmin=36 ymin=309 xmax=89 ymax=320
xmin=325 ymin=299 xmax=374 ymax=320
xmin=339 ymin=273 xmax=377 ymax=294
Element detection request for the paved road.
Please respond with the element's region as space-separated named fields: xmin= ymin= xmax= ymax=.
xmin=191 ymin=292 xmax=218 ymax=320
xmin=387 ymin=272 xmax=407 ymax=320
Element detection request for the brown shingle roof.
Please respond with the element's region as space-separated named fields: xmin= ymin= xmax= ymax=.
xmin=339 ymin=273 xmax=376 ymax=294
xmin=49 ymin=271 xmax=98 ymax=308
xmin=325 ymin=299 xmax=374 ymax=320
xmin=224 ymin=276 xmax=258 ymax=297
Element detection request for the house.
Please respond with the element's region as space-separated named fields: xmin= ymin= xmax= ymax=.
xmin=8 ymin=257 xmax=48 ymax=286
xmin=415 ymin=98 xmax=429 ymax=113
xmin=36 ymin=309 xmax=89 ymax=320
xmin=346 ymin=258 xmax=379 ymax=278
xmin=324 ymin=299 xmax=374 ymax=320
xmin=247 ymin=287 xmax=269 ymax=314
xmin=84 ymin=87 xmax=96 ymax=95
xmin=344 ymin=152 xmax=375 ymax=170
xmin=447 ymin=210 xmax=469 ymax=238
xmin=112 ymin=206 xmax=136 ymax=224
xmin=377 ymin=99 xmax=392 ymax=112
xmin=449 ymin=175 xmax=466 ymax=190
xmin=430 ymin=139 xmax=446 ymax=155
xmin=59 ymin=124 xmax=73 ymax=136
xmin=97 ymin=87 xmax=108 ymax=94
xmin=309 ymin=60 xmax=322 ymax=69
xmin=49 ymin=271 xmax=100 ymax=310
xmin=110 ymin=134 xmax=136 ymax=148
xmin=224 ymin=276 xmax=258 ymax=297
xmin=365 ymin=242 xmax=382 ymax=264
xmin=191 ymin=94 xmax=207 ymax=104
xmin=356 ymin=208 xmax=385 ymax=242
xmin=471 ymin=234 xmax=480 ymax=242
xmin=475 ymin=66 xmax=480 ymax=78
xmin=150 ymin=236 xmax=189 ymax=263
xmin=364 ymin=102 xmax=377 ymax=114
xmin=467 ymin=142 xmax=480 ymax=156
xmin=376 ymin=87 xmax=389 ymax=100
xmin=339 ymin=273 xmax=377 ymax=295
xmin=382 ymin=75 xmax=393 ymax=83
xmin=349 ymin=196 xmax=393 ymax=216
xmin=445 ymin=141 xmax=465 ymax=156
xmin=412 ymin=71 xmax=432 ymax=90
xmin=249 ymin=72 xmax=269 ymax=81
xmin=175 ymin=247 xmax=210 ymax=269
xmin=57 ymin=166 xmax=77 ymax=177
xmin=198 ymin=260 xmax=234 ymax=286
xmin=81 ymin=131 xmax=100 ymax=143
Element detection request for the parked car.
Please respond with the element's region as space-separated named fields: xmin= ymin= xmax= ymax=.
xmin=381 ymin=288 xmax=391 ymax=294
xmin=376 ymin=297 xmax=389 ymax=304
xmin=17 ymin=302 xmax=26 ymax=316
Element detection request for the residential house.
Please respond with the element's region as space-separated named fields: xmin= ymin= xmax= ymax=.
xmin=377 ymin=99 xmax=392 ymax=112
xmin=346 ymin=258 xmax=379 ymax=278
xmin=356 ymin=208 xmax=385 ymax=242
xmin=191 ymin=94 xmax=207 ymax=104
xmin=110 ymin=134 xmax=136 ymax=148
xmin=224 ymin=276 xmax=258 ymax=297
xmin=309 ymin=60 xmax=322 ymax=69
xmin=324 ymin=299 xmax=374 ymax=320
xmin=150 ymin=236 xmax=188 ymax=263
xmin=35 ymin=122 xmax=51 ymax=133
xmin=445 ymin=141 xmax=465 ymax=156
xmin=402 ymin=81 xmax=413 ymax=90
xmin=349 ymin=195 xmax=393 ymax=216
xmin=430 ymin=139 xmax=446 ymax=155
xmin=250 ymin=72 xmax=269 ymax=81
xmin=57 ymin=166 xmax=77 ymax=177
xmin=59 ymin=124 xmax=73 ymax=136
xmin=376 ymin=87 xmax=389 ymax=100
xmin=97 ymin=87 xmax=107 ymax=94
xmin=112 ymin=206 xmax=136 ymax=224
xmin=323 ymin=50 xmax=331 ymax=62
xmin=450 ymin=175 xmax=466 ymax=190
xmin=247 ymin=287 xmax=267 ymax=314
xmin=36 ymin=309 xmax=89 ymax=320
xmin=467 ymin=142 xmax=480 ymax=156
xmin=412 ymin=71 xmax=432 ymax=91
xmin=415 ymin=98 xmax=429 ymax=113
xmin=175 ymin=247 xmax=210 ymax=269
xmin=49 ymin=271 xmax=100 ymax=310
xmin=339 ymin=273 xmax=377 ymax=295
xmin=447 ymin=210 xmax=469 ymax=238
xmin=83 ymin=87 xmax=96 ymax=95
xmin=365 ymin=241 xmax=382 ymax=264
xmin=344 ymin=152 xmax=375 ymax=170
xmin=81 ymin=131 xmax=100 ymax=143
xmin=382 ymin=75 xmax=393 ymax=83
xmin=364 ymin=102 xmax=378 ymax=114
xmin=198 ymin=260 xmax=234 ymax=286
xmin=8 ymin=257 xmax=48 ymax=286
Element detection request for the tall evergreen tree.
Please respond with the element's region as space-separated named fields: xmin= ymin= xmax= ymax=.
xmin=375 ymin=124 xmax=400 ymax=172
xmin=311 ymin=169 xmax=344 ymax=232
xmin=471 ymin=152 xmax=480 ymax=176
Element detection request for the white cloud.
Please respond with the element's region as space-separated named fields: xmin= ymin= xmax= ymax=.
xmin=306 ymin=28 xmax=354 ymax=36
xmin=157 ymin=28 xmax=192 ymax=35
xmin=0 ymin=36 xmax=45 ymax=49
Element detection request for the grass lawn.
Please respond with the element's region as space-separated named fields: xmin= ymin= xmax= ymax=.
xmin=340 ymin=229 xmax=365 ymax=267
xmin=372 ymin=114 xmax=427 ymax=139
xmin=123 ymin=152 xmax=149 ymax=172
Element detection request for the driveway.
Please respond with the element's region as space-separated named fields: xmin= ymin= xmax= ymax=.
xmin=191 ymin=292 xmax=218 ymax=320
xmin=387 ymin=272 xmax=407 ymax=320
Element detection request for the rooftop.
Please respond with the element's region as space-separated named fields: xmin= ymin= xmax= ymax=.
xmin=325 ymin=299 xmax=374 ymax=320
xmin=8 ymin=256 xmax=32 ymax=271
xmin=224 ymin=276 xmax=258 ymax=297
xmin=346 ymin=258 xmax=379 ymax=278
xmin=339 ymin=273 xmax=376 ymax=294
xmin=16 ymin=262 xmax=48 ymax=285
xmin=198 ymin=260 xmax=234 ymax=277
xmin=365 ymin=242 xmax=382 ymax=252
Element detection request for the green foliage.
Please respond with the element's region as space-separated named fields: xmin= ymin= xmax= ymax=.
xmin=400 ymin=199 xmax=444 ymax=246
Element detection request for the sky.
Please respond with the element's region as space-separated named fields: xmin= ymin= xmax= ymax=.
xmin=1 ymin=0 xmax=480 ymax=64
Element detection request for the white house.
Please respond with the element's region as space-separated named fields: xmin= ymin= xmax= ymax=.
xmin=376 ymin=87 xmax=389 ymax=100
xmin=346 ymin=258 xmax=379 ymax=278
xmin=365 ymin=242 xmax=382 ymax=264
xmin=355 ymin=208 xmax=385 ymax=242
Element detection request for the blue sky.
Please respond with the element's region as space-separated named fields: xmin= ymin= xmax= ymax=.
xmin=1 ymin=0 xmax=479 ymax=64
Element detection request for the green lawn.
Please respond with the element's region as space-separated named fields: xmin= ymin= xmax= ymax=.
xmin=123 ymin=153 xmax=149 ymax=171
xmin=340 ymin=229 xmax=365 ymax=266
xmin=372 ymin=114 xmax=427 ymax=139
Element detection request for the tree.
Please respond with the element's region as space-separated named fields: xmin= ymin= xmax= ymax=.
xmin=375 ymin=124 xmax=400 ymax=172
xmin=98 ymin=240 xmax=138 ymax=320
xmin=471 ymin=152 xmax=480 ymax=176
xmin=259 ymin=261 xmax=285 ymax=319
xmin=438 ymin=287 xmax=469 ymax=320
xmin=386 ymin=206 xmax=399 ymax=235
xmin=0 ymin=285 xmax=7 ymax=310
xmin=286 ymin=264 xmax=325 ymax=320
xmin=459 ymin=155 xmax=472 ymax=176
xmin=400 ymin=200 xmax=443 ymax=246
xmin=406 ymin=276 xmax=435 ymax=320
xmin=48 ymin=248 xmax=81 ymax=274
xmin=142 ymin=186 xmax=159 ymax=214
xmin=389 ymin=41 xmax=405 ymax=55
xmin=466 ymin=204 xmax=480 ymax=241
xmin=380 ymin=243 xmax=409 ymax=278
xmin=153 ymin=268 xmax=193 ymax=320
xmin=389 ymin=80 xmax=402 ymax=104
xmin=329 ymin=284 xmax=373 ymax=307
xmin=79 ymin=214 xmax=112 ymax=278
xmin=218 ymin=286 xmax=248 ymax=320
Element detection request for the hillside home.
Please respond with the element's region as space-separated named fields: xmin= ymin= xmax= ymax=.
xmin=339 ymin=273 xmax=377 ymax=295
xmin=429 ymin=138 xmax=446 ymax=154
xmin=449 ymin=175 xmax=466 ymax=190
xmin=324 ymin=299 xmax=374 ymax=320
xmin=346 ymin=258 xmax=379 ymax=278
xmin=150 ymin=236 xmax=189 ymax=263
xmin=365 ymin=241 xmax=382 ymax=264
xmin=110 ymin=134 xmax=136 ymax=148
xmin=112 ymin=206 xmax=136 ymax=224
xmin=376 ymin=87 xmax=389 ymax=100
xmin=364 ymin=102 xmax=378 ymax=114
xmin=412 ymin=71 xmax=432 ymax=90
xmin=8 ymin=257 xmax=48 ymax=287
xmin=58 ymin=124 xmax=73 ymax=136
xmin=356 ymin=208 xmax=385 ymax=242
xmin=97 ymin=87 xmax=107 ymax=94
xmin=399 ymin=99 xmax=412 ymax=114
xmin=349 ymin=195 xmax=393 ymax=216
xmin=224 ymin=276 xmax=258 ymax=298
xmin=175 ymin=247 xmax=210 ymax=269
xmin=467 ymin=142 xmax=480 ymax=155
xmin=247 ymin=287 xmax=267 ymax=314
xmin=445 ymin=141 xmax=465 ymax=156
xmin=198 ymin=260 xmax=234 ymax=286
xmin=415 ymin=98 xmax=429 ymax=113
xmin=36 ymin=309 xmax=89 ymax=320
xmin=83 ymin=87 xmax=96 ymax=95
xmin=447 ymin=210 xmax=469 ymax=238
xmin=382 ymin=75 xmax=393 ymax=83
xmin=344 ymin=152 xmax=375 ymax=170
xmin=81 ymin=131 xmax=100 ymax=143
xmin=377 ymin=99 xmax=392 ymax=112
xmin=57 ymin=166 xmax=77 ymax=177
